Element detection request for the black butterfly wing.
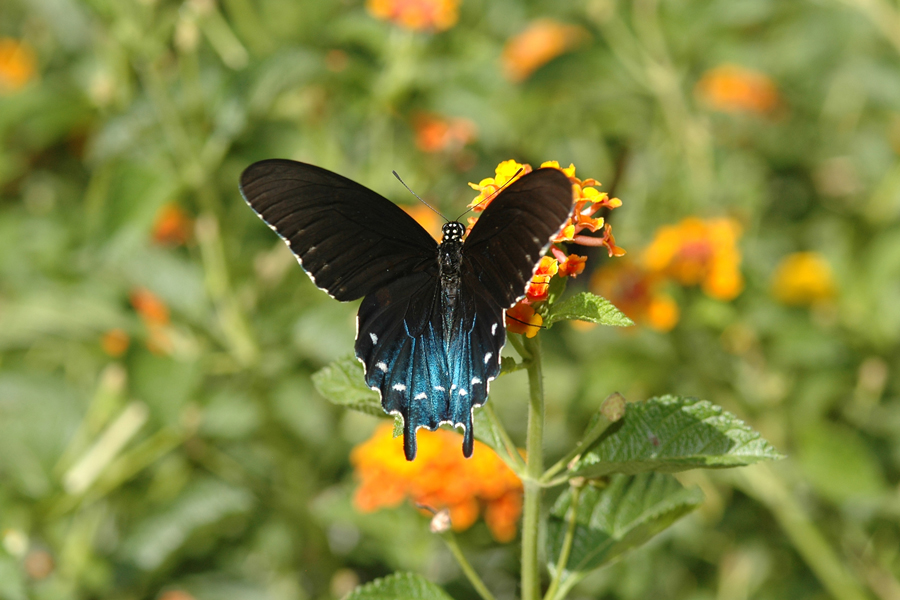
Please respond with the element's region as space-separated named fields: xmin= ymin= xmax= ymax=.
xmin=239 ymin=159 xmax=438 ymax=300
xmin=463 ymin=167 xmax=575 ymax=307
xmin=355 ymin=269 xmax=452 ymax=460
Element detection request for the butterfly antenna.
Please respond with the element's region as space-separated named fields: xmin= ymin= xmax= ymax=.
xmin=454 ymin=167 xmax=524 ymax=222
xmin=392 ymin=171 xmax=448 ymax=223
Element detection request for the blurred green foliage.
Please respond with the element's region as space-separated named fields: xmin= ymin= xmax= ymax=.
xmin=1 ymin=0 xmax=899 ymax=598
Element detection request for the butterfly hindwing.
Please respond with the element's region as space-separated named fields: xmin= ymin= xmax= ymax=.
xmin=240 ymin=159 xmax=437 ymax=300
xmin=355 ymin=270 xmax=452 ymax=460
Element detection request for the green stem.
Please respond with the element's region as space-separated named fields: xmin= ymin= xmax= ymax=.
xmin=735 ymin=466 xmax=871 ymax=600
xmin=442 ymin=530 xmax=499 ymax=600
xmin=544 ymin=484 xmax=582 ymax=600
xmin=520 ymin=334 xmax=545 ymax=600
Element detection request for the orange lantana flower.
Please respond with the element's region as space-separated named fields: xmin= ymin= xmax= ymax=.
xmin=591 ymin=260 xmax=678 ymax=332
xmin=502 ymin=20 xmax=588 ymax=82
xmin=366 ymin=0 xmax=459 ymax=31
xmin=525 ymin=256 xmax=558 ymax=302
xmin=101 ymin=328 xmax=130 ymax=357
xmin=642 ymin=217 xmax=743 ymax=301
xmin=152 ymin=204 xmax=192 ymax=246
xmin=413 ymin=112 xmax=477 ymax=153
xmin=352 ymin=423 xmax=523 ymax=542
xmin=506 ymin=302 xmax=542 ymax=338
xmin=467 ymin=159 xmax=626 ymax=338
xmin=0 ymin=38 xmax=37 ymax=94
xmin=695 ymin=64 xmax=779 ymax=115
xmin=130 ymin=288 xmax=173 ymax=354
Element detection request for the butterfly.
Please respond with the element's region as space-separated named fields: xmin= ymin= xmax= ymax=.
xmin=240 ymin=160 xmax=574 ymax=460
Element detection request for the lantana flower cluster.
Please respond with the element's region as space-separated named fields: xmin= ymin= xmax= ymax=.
xmin=366 ymin=0 xmax=459 ymax=31
xmin=592 ymin=216 xmax=745 ymax=332
xmin=351 ymin=423 xmax=524 ymax=542
xmin=467 ymin=159 xmax=624 ymax=337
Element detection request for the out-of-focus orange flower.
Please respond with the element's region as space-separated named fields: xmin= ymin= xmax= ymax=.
xmin=0 ymin=38 xmax=37 ymax=94
xmin=771 ymin=252 xmax=836 ymax=306
xmin=413 ymin=112 xmax=477 ymax=153
xmin=101 ymin=328 xmax=130 ymax=357
xmin=403 ymin=203 xmax=443 ymax=241
xmin=131 ymin=288 xmax=169 ymax=325
xmin=591 ymin=260 xmax=678 ymax=332
xmin=152 ymin=204 xmax=192 ymax=246
xmin=506 ymin=302 xmax=542 ymax=338
xmin=366 ymin=0 xmax=459 ymax=31
xmin=351 ymin=423 xmax=523 ymax=542
xmin=159 ymin=591 xmax=197 ymax=600
xmin=695 ymin=64 xmax=779 ymax=114
xmin=130 ymin=288 xmax=173 ymax=354
xmin=502 ymin=20 xmax=588 ymax=82
xmin=642 ymin=217 xmax=743 ymax=301
xmin=24 ymin=550 xmax=54 ymax=580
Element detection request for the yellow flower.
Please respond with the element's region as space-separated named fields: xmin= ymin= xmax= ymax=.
xmin=642 ymin=217 xmax=743 ymax=301
xmin=0 ymin=38 xmax=37 ymax=94
xmin=695 ymin=64 xmax=779 ymax=115
xmin=771 ymin=252 xmax=836 ymax=306
xmin=366 ymin=0 xmax=459 ymax=31
xmin=501 ymin=20 xmax=588 ymax=82
xmin=351 ymin=423 xmax=524 ymax=542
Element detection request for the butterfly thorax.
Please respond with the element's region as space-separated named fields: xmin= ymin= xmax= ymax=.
xmin=438 ymin=221 xmax=465 ymax=323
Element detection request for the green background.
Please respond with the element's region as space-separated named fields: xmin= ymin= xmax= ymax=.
xmin=1 ymin=0 xmax=898 ymax=598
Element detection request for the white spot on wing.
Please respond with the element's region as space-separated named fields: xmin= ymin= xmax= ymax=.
xmin=459 ymin=389 xmax=467 ymax=396
xmin=376 ymin=361 xmax=388 ymax=372
xmin=472 ymin=377 xmax=482 ymax=384
xmin=434 ymin=385 xmax=446 ymax=391
xmin=484 ymin=352 xmax=493 ymax=364
xmin=392 ymin=383 xmax=407 ymax=391
xmin=491 ymin=323 xmax=498 ymax=335
xmin=414 ymin=392 xmax=427 ymax=400
xmin=369 ymin=332 xmax=378 ymax=344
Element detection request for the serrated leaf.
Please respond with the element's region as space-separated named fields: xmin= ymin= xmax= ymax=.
xmin=545 ymin=292 xmax=633 ymax=327
xmin=342 ymin=572 xmax=454 ymax=600
xmin=547 ymin=473 xmax=703 ymax=585
xmin=473 ymin=407 xmax=503 ymax=452
xmin=569 ymin=395 xmax=783 ymax=478
xmin=312 ymin=355 xmax=384 ymax=416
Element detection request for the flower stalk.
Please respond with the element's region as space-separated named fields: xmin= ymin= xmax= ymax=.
xmin=519 ymin=333 xmax=546 ymax=600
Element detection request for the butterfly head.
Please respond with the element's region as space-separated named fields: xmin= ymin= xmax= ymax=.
xmin=441 ymin=221 xmax=466 ymax=243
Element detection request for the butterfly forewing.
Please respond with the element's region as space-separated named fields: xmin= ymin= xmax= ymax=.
xmin=463 ymin=168 xmax=575 ymax=308
xmin=240 ymin=159 xmax=438 ymax=300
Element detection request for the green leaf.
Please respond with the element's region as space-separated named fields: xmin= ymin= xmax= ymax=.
xmin=311 ymin=355 xmax=384 ymax=417
xmin=569 ymin=395 xmax=783 ymax=478
xmin=545 ymin=292 xmax=633 ymax=327
xmin=342 ymin=572 xmax=454 ymax=600
xmin=547 ymin=473 xmax=703 ymax=586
